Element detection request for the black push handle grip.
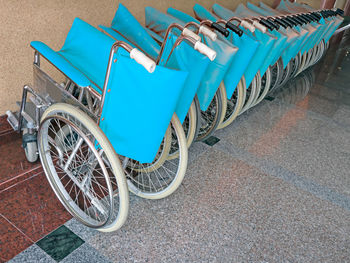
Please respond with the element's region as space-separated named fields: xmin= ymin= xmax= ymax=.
xmin=211 ymin=22 xmax=230 ymax=37
xmin=280 ymin=17 xmax=293 ymax=27
xmin=226 ymin=22 xmax=243 ymax=37
xmin=335 ymin=8 xmax=344 ymax=16
xmin=274 ymin=17 xmax=288 ymax=28
xmin=266 ymin=18 xmax=280 ymax=30
xmin=285 ymin=16 xmax=297 ymax=26
xmin=309 ymin=13 xmax=319 ymax=21
xmin=297 ymin=14 xmax=310 ymax=23
xmin=260 ymin=18 xmax=274 ymax=31
xmin=290 ymin=15 xmax=302 ymax=25
xmin=290 ymin=16 xmax=303 ymax=25
xmin=305 ymin=14 xmax=316 ymax=22
xmin=311 ymin=12 xmax=321 ymax=20
xmin=298 ymin=14 xmax=314 ymax=24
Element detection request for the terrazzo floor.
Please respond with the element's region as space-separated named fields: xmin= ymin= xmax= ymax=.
xmin=1 ymin=29 xmax=350 ymax=262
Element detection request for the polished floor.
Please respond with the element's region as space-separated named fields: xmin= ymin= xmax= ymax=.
xmin=1 ymin=29 xmax=350 ymax=262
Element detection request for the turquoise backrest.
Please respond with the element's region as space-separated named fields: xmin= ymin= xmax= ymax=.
xmin=167 ymin=7 xmax=244 ymax=100
xmin=194 ymin=4 xmax=259 ymax=94
xmin=111 ymin=4 xmax=161 ymax=60
xmin=165 ymin=8 xmax=239 ymax=106
xmin=110 ymin=4 xmax=210 ymax=121
xmin=58 ymin=18 xmax=117 ymax=89
xmin=212 ymin=4 xmax=275 ymax=87
xmin=254 ymin=2 xmax=303 ymax=67
xmin=233 ymin=4 xmax=280 ymax=77
xmin=100 ymin=51 xmax=188 ymax=163
xmin=146 ymin=6 xmax=231 ymax=111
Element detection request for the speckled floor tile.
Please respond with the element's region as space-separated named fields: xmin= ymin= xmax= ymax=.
xmin=65 ymin=218 xmax=99 ymax=241
xmin=0 ymin=173 xmax=71 ymax=242
xmin=333 ymin=105 xmax=350 ymax=127
xmin=8 ymin=244 xmax=55 ymax=263
xmin=86 ymin=150 xmax=350 ymax=262
xmin=0 ymin=115 xmax=12 ymax=135
xmin=60 ymin=243 xmax=111 ymax=263
xmin=187 ymin=141 xmax=210 ymax=164
xmin=0 ymin=131 xmax=40 ymax=186
xmin=0 ymin=215 xmax=33 ymax=262
xmin=216 ymin=90 xmax=350 ymax=197
xmin=36 ymin=225 xmax=84 ymax=262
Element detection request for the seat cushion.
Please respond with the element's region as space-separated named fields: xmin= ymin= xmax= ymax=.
xmin=31 ymin=41 xmax=92 ymax=88
xmin=58 ymin=18 xmax=116 ymax=89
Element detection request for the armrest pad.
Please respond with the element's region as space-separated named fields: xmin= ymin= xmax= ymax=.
xmin=30 ymin=41 xmax=92 ymax=87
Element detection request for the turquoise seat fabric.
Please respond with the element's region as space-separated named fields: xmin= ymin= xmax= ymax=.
xmin=145 ymin=7 xmax=237 ymax=110
xmin=232 ymin=4 xmax=287 ymax=72
xmin=30 ymin=41 xmax=92 ymax=88
xmin=167 ymin=7 xmax=242 ymax=100
xmin=166 ymin=7 xmax=241 ymax=101
xmin=212 ymin=4 xmax=276 ymax=86
xmin=110 ymin=4 xmax=210 ymax=121
xmin=252 ymin=2 xmax=304 ymax=67
xmin=58 ymin=18 xmax=119 ymax=90
xmin=110 ymin=4 xmax=161 ymax=60
xmin=281 ymin=0 xmax=342 ymax=45
xmin=291 ymin=1 xmax=343 ymax=43
xmin=100 ymin=52 xmax=188 ymax=163
xmin=276 ymin=1 xmax=320 ymax=54
xmin=194 ymin=4 xmax=259 ymax=94
xmin=230 ymin=4 xmax=278 ymax=77
xmin=34 ymin=17 xmax=189 ymax=163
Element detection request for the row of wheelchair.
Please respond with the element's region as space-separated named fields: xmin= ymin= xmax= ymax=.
xmin=6 ymin=1 xmax=344 ymax=231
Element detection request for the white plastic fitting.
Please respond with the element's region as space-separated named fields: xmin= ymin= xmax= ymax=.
xmin=130 ymin=48 xmax=156 ymax=73
xmin=253 ymin=21 xmax=267 ymax=33
xmin=182 ymin=28 xmax=201 ymax=42
xmin=240 ymin=20 xmax=255 ymax=33
xmin=199 ymin=25 xmax=217 ymax=41
xmin=194 ymin=41 xmax=216 ymax=61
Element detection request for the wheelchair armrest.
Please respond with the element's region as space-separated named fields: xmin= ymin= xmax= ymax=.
xmin=30 ymin=41 xmax=92 ymax=88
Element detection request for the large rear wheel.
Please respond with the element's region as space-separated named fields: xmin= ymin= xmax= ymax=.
xmin=217 ymin=78 xmax=245 ymax=129
xmin=125 ymin=114 xmax=188 ymax=199
xmin=38 ymin=103 xmax=129 ymax=232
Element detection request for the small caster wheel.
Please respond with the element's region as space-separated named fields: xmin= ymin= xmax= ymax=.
xmin=22 ymin=129 xmax=38 ymax=163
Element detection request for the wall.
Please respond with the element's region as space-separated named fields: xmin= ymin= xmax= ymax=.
xmin=1 ymin=0 xmax=276 ymax=114
xmin=299 ymin=0 xmax=322 ymax=8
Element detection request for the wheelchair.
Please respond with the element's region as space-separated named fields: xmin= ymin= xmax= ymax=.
xmin=164 ymin=7 xmax=247 ymax=130
xmin=6 ymin=17 xmax=196 ymax=232
xmin=100 ymin=4 xmax=224 ymax=144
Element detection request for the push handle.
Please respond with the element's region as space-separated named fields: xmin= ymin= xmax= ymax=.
xmin=194 ymin=41 xmax=216 ymax=61
xmin=292 ymin=15 xmax=303 ymax=25
xmin=240 ymin=20 xmax=255 ymax=32
xmin=303 ymin=14 xmax=315 ymax=22
xmin=287 ymin=16 xmax=300 ymax=26
xmin=281 ymin=17 xmax=294 ymax=27
xmin=274 ymin=17 xmax=288 ymax=28
xmin=253 ymin=20 xmax=267 ymax=33
xmin=199 ymin=25 xmax=217 ymax=41
xmin=226 ymin=22 xmax=244 ymax=36
xmin=285 ymin=16 xmax=297 ymax=26
xmin=312 ymin=12 xmax=322 ymax=20
xmin=335 ymin=8 xmax=344 ymax=16
xmin=260 ymin=19 xmax=275 ymax=31
xmin=266 ymin=18 xmax=280 ymax=30
xmin=182 ymin=28 xmax=201 ymax=41
xmin=295 ymin=15 xmax=307 ymax=24
xmin=211 ymin=22 xmax=230 ymax=37
xmin=130 ymin=48 xmax=156 ymax=73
